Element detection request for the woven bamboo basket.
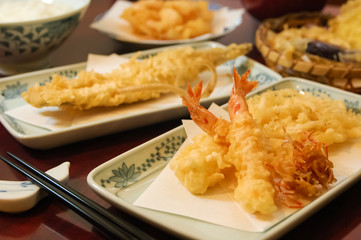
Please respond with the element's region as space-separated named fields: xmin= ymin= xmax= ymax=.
xmin=255 ymin=12 xmax=361 ymax=93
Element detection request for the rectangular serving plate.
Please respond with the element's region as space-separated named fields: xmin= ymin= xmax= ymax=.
xmin=0 ymin=41 xmax=281 ymax=149
xmin=87 ymin=77 xmax=361 ymax=240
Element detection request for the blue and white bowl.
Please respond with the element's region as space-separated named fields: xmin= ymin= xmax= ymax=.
xmin=0 ymin=0 xmax=90 ymax=75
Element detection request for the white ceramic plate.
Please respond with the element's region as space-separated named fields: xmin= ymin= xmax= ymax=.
xmin=0 ymin=41 xmax=281 ymax=149
xmin=87 ymin=78 xmax=361 ymax=240
xmin=90 ymin=1 xmax=244 ymax=45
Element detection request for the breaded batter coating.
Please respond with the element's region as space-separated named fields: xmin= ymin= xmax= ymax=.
xmin=170 ymin=133 xmax=229 ymax=194
xmin=173 ymin=68 xmax=353 ymax=214
xmin=22 ymin=43 xmax=252 ymax=110
xmin=227 ymin=112 xmax=276 ymax=214
xmin=179 ymin=69 xmax=277 ymax=214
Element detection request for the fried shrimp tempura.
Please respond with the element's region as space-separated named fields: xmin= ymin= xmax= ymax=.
xmin=225 ymin=70 xmax=276 ymax=214
xmin=226 ymin=111 xmax=277 ymax=214
xmin=21 ymin=43 xmax=252 ymax=110
xmin=174 ymin=68 xmax=347 ymax=214
xmin=179 ymin=69 xmax=277 ymax=214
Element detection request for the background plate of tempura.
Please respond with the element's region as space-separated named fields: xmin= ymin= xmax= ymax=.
xmin=90 ymin=1 xmax=245 ymax=45
xmin=0 ymin=41 xmax=281 ymax=149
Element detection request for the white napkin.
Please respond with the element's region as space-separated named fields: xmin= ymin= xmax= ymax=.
xmin=90 ymin=0 xmax=245 ymax=43
xmin=86 ymin=53 xmax=130 ymax=74
xmin=134 ymin=104 xmax=361 ymax=232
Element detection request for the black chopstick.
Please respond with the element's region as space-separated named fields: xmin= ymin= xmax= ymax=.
xmin=1 ymin=152 xmax=156 ymax=240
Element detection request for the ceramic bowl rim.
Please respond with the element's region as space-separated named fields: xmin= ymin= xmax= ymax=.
xmin=0 ymin=0 xmax=91 ymax=26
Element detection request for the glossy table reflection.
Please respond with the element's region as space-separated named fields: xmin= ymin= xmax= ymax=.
xmin=0 ymin=0 xmax=360 ymax=239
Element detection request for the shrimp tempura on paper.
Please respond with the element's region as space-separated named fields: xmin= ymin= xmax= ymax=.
xmin=172 ymin=67 xmax=340 ymax=215
xmin=173 ymin=68 xmax=277 ymax=214
xmin=225 ymin=70 xmax=276 ymax=214
xmin=170 ymin=80 xmax=231 ymax=194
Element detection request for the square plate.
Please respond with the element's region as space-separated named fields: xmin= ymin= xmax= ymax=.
xmin=0 ymin=41 xmax=281 ymax=149
xmin=87 ymin=78 xmax=361 ymax=240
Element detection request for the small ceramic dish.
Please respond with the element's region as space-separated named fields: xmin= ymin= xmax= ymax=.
xmin=0 ymin=162 xmax=70 ymax=213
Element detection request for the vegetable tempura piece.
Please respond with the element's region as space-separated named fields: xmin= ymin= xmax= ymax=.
xmin=22 ymin=43 xmax=252 ymax=110
xmin=170 ymin=134 xmax=229 ymax=194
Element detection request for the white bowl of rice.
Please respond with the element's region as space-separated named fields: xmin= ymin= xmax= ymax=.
xmin=0 ymin=0 xmax=90 ymax=75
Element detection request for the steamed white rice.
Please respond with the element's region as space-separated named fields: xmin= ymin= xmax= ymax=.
xmin=0 ymin=0 xmax=73 ymax=22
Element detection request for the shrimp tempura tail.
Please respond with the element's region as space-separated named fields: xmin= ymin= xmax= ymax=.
xmin=182 ymin=81 xmax=230 ymax=144
xmin=233 ymin=67 xmax=258 ymax=98
xmin=228 ymin=68 xmax=258 ymax=120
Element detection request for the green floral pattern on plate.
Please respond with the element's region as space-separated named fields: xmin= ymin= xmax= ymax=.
xmin=100 ymin=135 xmax=186 ymax=188
xmin=1 ymin=69 xmax=79 ymax=99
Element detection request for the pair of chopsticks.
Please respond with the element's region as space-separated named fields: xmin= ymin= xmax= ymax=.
xmin=0 ymin=152 xmax=156 ymax=240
